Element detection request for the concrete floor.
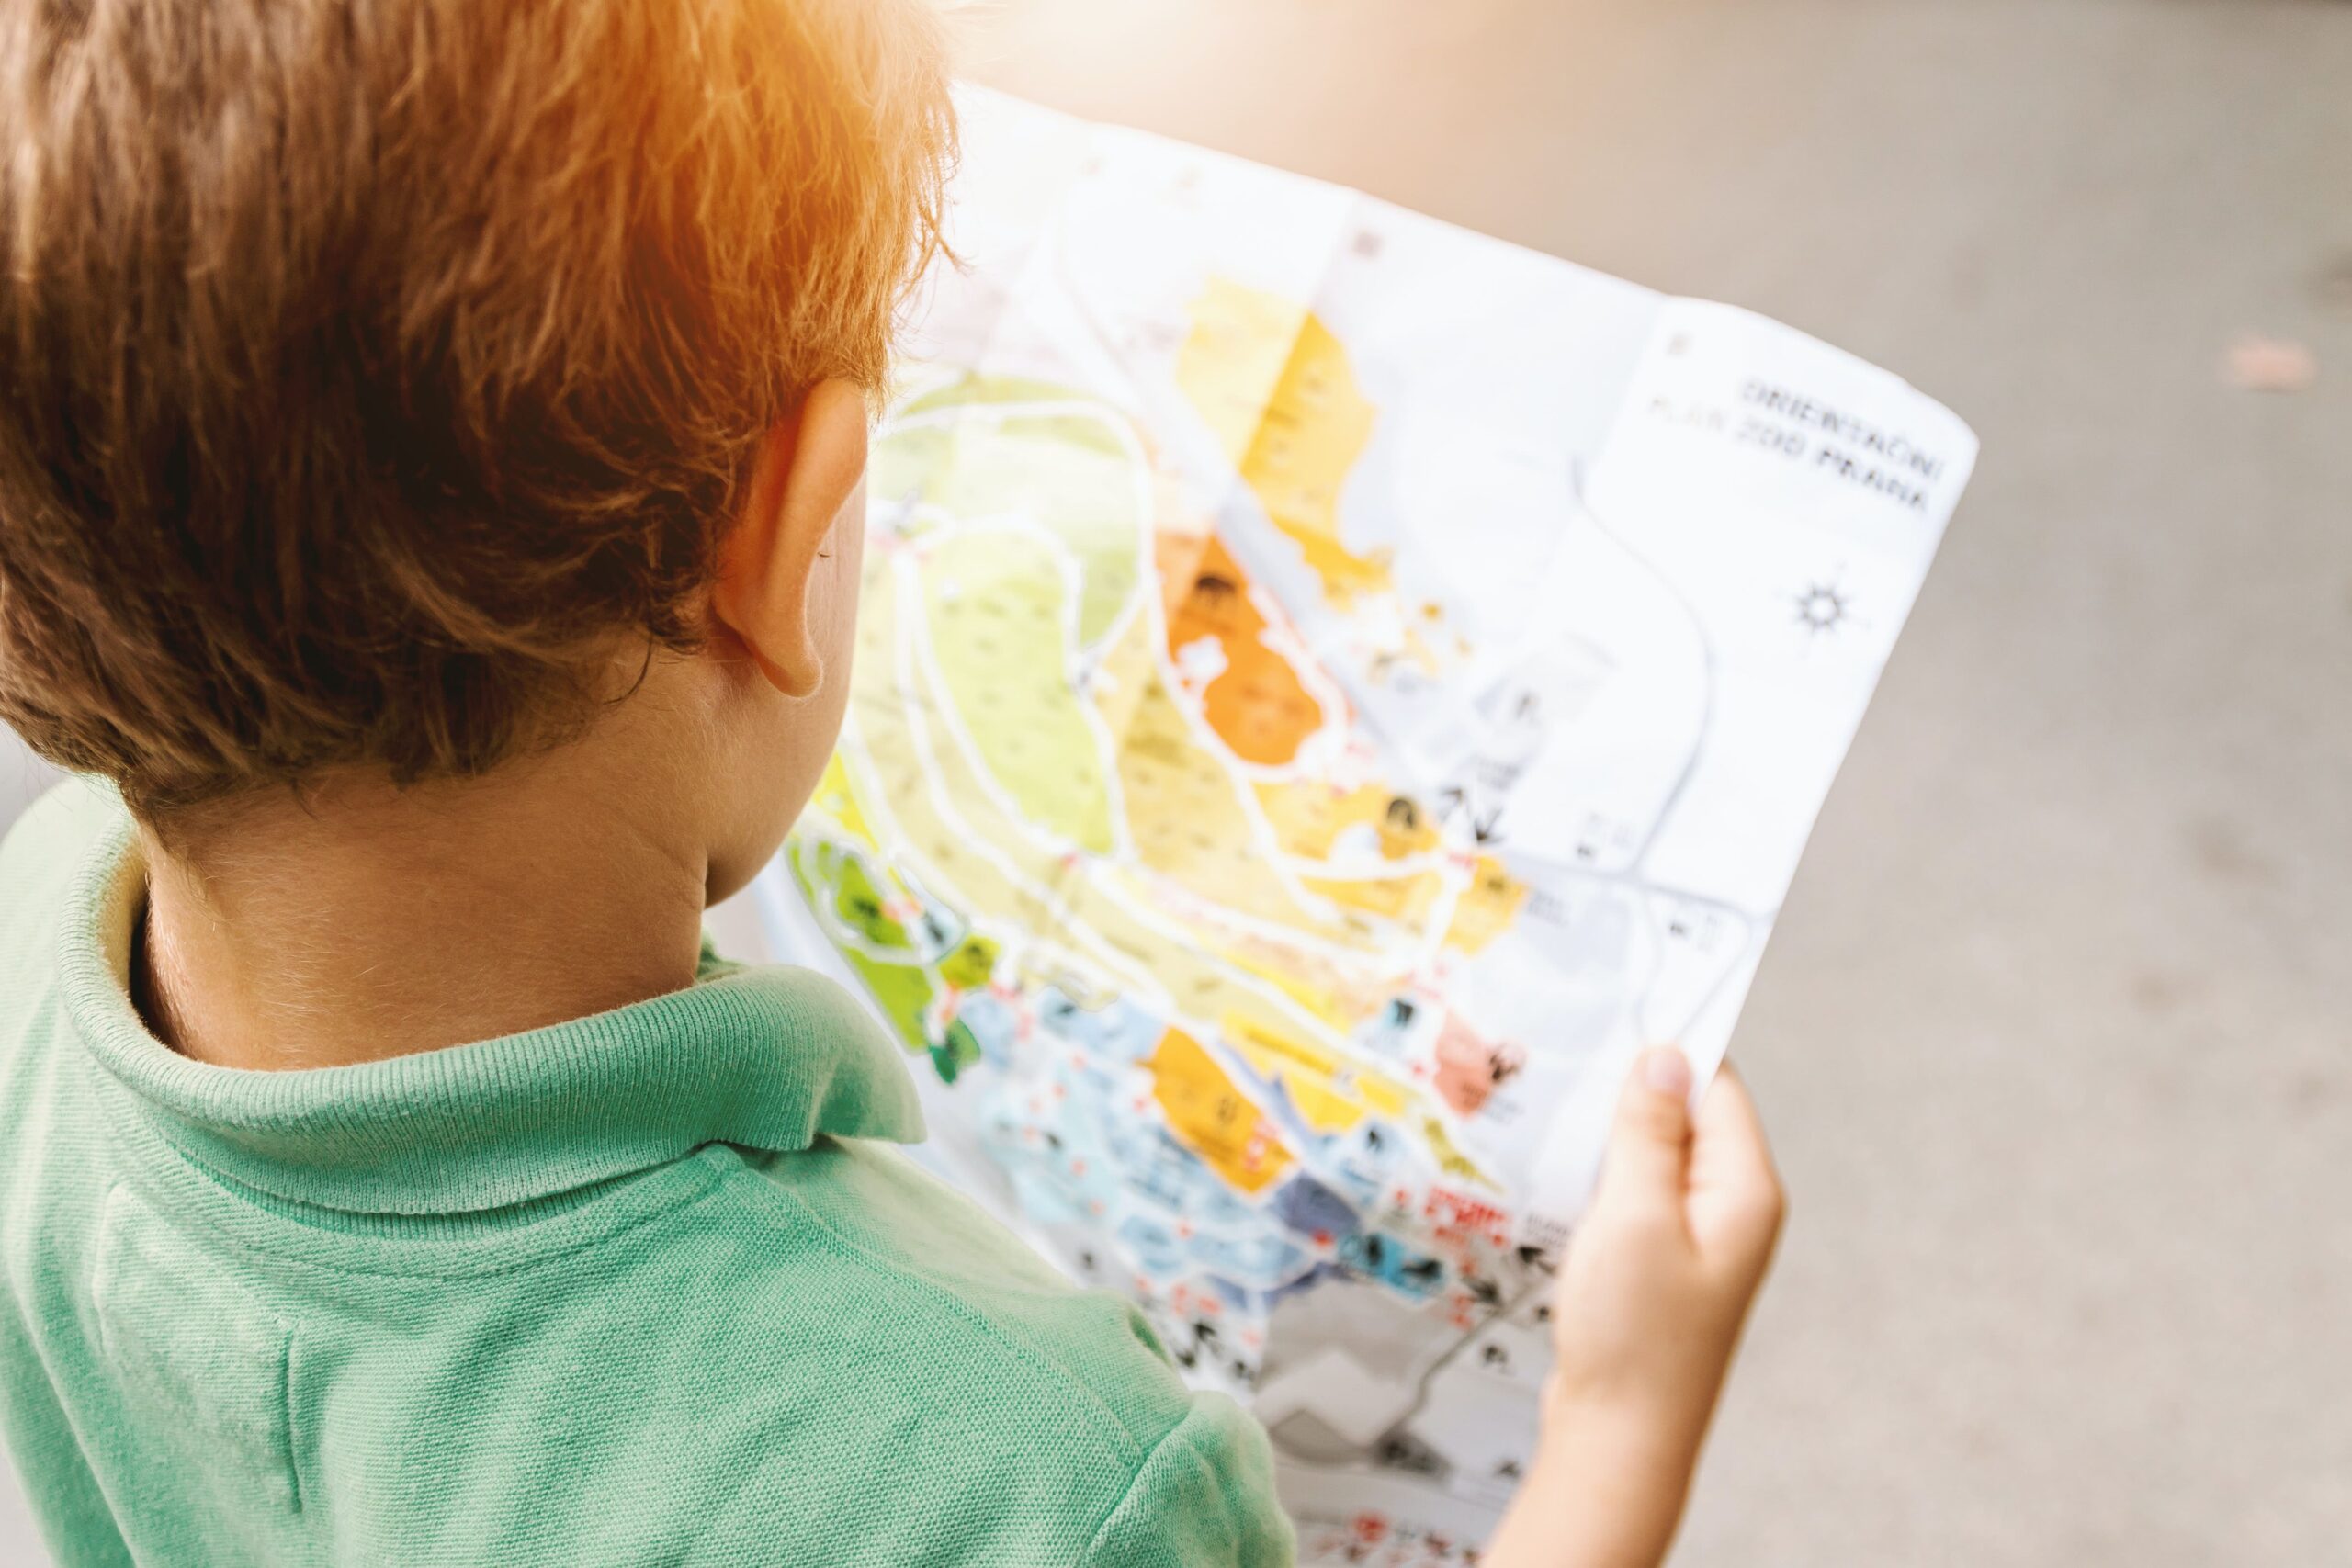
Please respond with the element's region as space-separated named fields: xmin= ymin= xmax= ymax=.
xmin=5 ymin=1 xmax=2348 ymax=1562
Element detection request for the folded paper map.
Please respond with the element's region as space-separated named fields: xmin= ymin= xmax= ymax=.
xmin=755 ymin=87 xmax=1976 ymax=1559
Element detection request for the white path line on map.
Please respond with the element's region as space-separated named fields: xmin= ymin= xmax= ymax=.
xmin=828 ymin=706 xmax=972 ymax=914
xmin=1095 ymin=858 xmax=1422 ymax=979
xmin=786 ymin=837 xmax=947 ymax=967
xmin=1563 ymin=459 xmax=1719 ymax=879
xmin=905 ymin=550 xmax=1391 ymax=1053
xmin=1630 ymin=892 xmax=1758 ymax=1045
xmin=878 ymin=395 xmax=1159 ymax=860
xmin=884 ymin=397 xmax=1146 ymax=437
xmin=869 ymin=384 xmax=1498 ymax=1127
xmin=816 ymin=715 xmax=1136 ymax=995
xmin=1107 ymin=494 xmax=1373 ymax=938
xmin=910 ymin=515 xmax=1137 ymax=863
xmin=1277 ymin=852 xmax=1451 ymax=883
xmin=1072 ymin=873 xmax=1375 ymax=1053
xmin=882 ymin=391 xmax=1396 ymax=973
xmin=827 ymin=587 xmax=1172 ymax=1015
xmin=1098 ymin=416 xmax=1158 ymax=666
xmin=881 ymin=551 xmax=1178 ymax=1011
xmin=1013 ymin=210 xmax=1389 ymax=926
xmin=786 ymin=835 xmax=963 ymax=1042
xmin=1042 ymin=186 xmax=1718 ymax=919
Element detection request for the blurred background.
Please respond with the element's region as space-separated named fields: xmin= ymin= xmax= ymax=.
xmin=5 ymin=1 xmax=2347 ymax=1562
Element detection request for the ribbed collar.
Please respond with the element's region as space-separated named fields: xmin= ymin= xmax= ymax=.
xmin=61 ymin=814 xmax=922 ymax=1215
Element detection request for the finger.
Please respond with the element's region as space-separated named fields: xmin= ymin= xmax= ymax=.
xmin=1689 ymin=1065 xmax=1770 ymax=1185
xmin=1595 ymin=1044 xmax=1695 ymax=1211
xmin=1687 ymin=1065 xmax=1784 ymax=1258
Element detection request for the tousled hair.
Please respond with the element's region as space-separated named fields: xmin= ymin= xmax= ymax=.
xmin=0 ymin=0 xmax=953 ymax=816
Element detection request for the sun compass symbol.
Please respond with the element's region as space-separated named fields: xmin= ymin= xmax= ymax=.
xmin=1792 ymin=579 xmax=1854 ymax=637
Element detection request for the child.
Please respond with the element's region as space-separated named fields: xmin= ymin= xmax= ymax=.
xmin=0 ymin=2 xmax=1781 ymax=1563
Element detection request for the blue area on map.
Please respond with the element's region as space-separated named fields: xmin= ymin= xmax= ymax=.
xmin=1117 ymin=1214 xmax=1187 ymax=1275
xmin=1339 ymin=1230 xmax=1448 ymax=1300
xmin=1191 ymin=1230 xmax=1305 ymax=1286
xmin=1035 ymin=987 xmax=1162 ymax=1060
xmin=1272 ymin=1174 xmax=1361 ymax=1241
xmin=955 ymin=992 xmax=1021 ymax=1065
xmin=1008 ymin=1167 xmax=1086 ymax=1225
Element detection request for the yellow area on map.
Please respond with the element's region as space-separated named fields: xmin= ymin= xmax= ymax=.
xmin=1148 ymin=1028 xmax=1294 ymax=1195
xmin=1149 ymin=498 xmax=1212 ymax=622
xmin=875 ymin=398 xmax=1142 ymax=651
xmin=808 ymin=755 xmax=879 ymax=852
xmin=1114 ymin=662 xmax=1335 ymax=931
xmin=826 ymin=367 xmax=1532 ymax=1222
xmin=836 ymin=401 xmax=1407 ymax=1060
xmin=1421 ymin=1115 xmax=1497 ymax=1189
xmin=1443 ymin=855 xmax=1529 ymax=956
xmin=1254 ymin=780 xmax=1440 ymax=863
xmin=1212 ymin=937 xmax=1359 ymax=1032
xmin=1222 ymin=1014 xmax=1414 ymax=1134
xmin=1177 ymin=276 xmax=1391 ymax=609
xmin=922 ymin=528 xmax=1114 ymax=855
xmin=1302 ymin=871 xmax=1442 ymax=926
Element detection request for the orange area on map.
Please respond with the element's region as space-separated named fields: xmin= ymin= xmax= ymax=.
xmin=1177 ymin=277 xmax=1391 ymax=609
xmin=1165 ymin=535 xmax=1325 ymax=766
xmin=1442 ymin=855 xmax=1529 ymax=956
xmin=1151 ymin=521 xmax=1212 ymax=622
xmin=1148 ymin=1027 xmax=1294 ymax=1195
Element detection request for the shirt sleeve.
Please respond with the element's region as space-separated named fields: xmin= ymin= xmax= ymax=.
xmin=1080 ymin=1393 xmax=1295 ymax=1568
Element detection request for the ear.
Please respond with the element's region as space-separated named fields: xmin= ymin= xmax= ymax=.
xmin=712 ymin=380 xmax=868 ymax=698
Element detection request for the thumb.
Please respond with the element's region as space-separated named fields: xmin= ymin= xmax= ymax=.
xmin=1596 ymin=1045 xmax=1695 ymax=1211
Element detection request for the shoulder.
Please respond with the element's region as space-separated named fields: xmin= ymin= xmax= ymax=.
xmin=0 ymin=775 xmax=119 ymax=1037
xmin=1077 ymin=1393 xmax=1295 ymax=1568
xmin=678 ymin=1139 xmax=1294 ymax=1565
xmin=0 ymin=776 xmax=120 ymax=944
xmin=728 ymin=1137 xmax=1183 ymax=1455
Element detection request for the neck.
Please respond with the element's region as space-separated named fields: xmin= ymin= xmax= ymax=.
xmin=137 ymin=755 xmax=712 ymax=1071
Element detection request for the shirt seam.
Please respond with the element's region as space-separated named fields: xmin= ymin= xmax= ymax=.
xmin=1074 ymin=1407 xmax=1225 ymax=1568
xmin=89 ymin=1179 xmax=306 ymax=1515
xmin=721 ymin=1164 xmax=1156 ymax=1466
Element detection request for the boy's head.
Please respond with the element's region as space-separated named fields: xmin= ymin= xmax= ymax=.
xmin=0 ymin=0 xmax=951 ymax=883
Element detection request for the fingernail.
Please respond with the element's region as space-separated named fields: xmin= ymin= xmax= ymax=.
xmin=1640 ymin=1045 xmax=1691 ymax=1098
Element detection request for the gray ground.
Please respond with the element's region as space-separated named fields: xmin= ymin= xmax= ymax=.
xmin=5 ymin=1 xmax=2347 ymax=1562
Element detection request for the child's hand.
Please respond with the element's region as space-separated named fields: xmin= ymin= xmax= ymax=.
xmin=1486 ymin=1047 xmax=1783 ymax=1568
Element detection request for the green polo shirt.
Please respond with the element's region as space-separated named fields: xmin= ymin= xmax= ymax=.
xmin=0 ymin=781 xmax=1293 ymax=1567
